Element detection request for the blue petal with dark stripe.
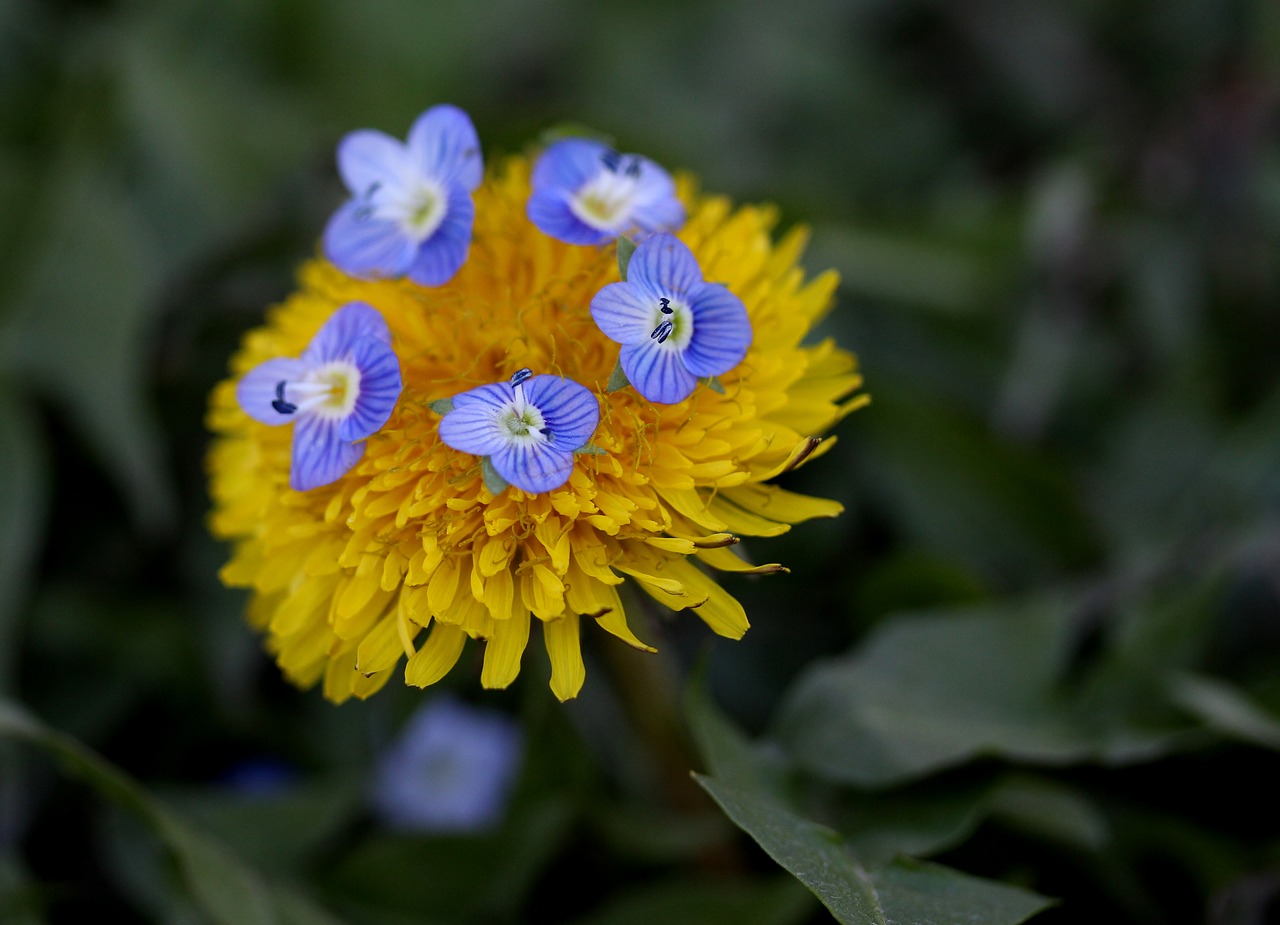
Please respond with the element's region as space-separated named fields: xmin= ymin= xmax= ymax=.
xmin=291 ymin=414 xmax=365 ymax=492
xmin=620 ymin=340 xmax=698 ymax=404
xmin=324 ymin=201 xmax=417 ymax=280
xmin=305 ymin=302 xmax=392 ymax=365
xmin=407 ymin=184 xmax=475 ymax=287
xmin=590 ymin=281 xmax=656 ymax=344
xmin=682 ymin=282 xmax=752 ymax=378
xmin=626 ymin=234 xmax=703 ymax=301
xmin=236 ymin=357 xmax=309 ymax=426
xmin=337 ymin=335 xmax=403 ymax=441
xmin=522 ymin=375 xmax=599 ymax=450
xmin=437 ymin=382 xmax=514 ymax=457
xmin=407 ymin=104 xmax=483 ymax=191
xmin=490 ymin=441 xmax=576 ymax=494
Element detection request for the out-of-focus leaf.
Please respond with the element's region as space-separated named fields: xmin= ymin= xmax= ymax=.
xmin=163 ymin=777 xmax=364 ymax=872
xmin=590 ymin=803 xmax=731 ymax=863
xmin=837 ymin=780 xmax=992 ymax=869
xmin=0 ymin=388 xmax=46 ymax=694
xmin=773 ymin=597 xmax=1180 ymax=787
xmin=988 ymin=774 xmax=1110 ymax=851
xmin=696 ymin=776 xmax=1054 ymax=925
xmin=0 ymin=854 xmax=46 ymax=925
xmin=3 ymin=158 xmax=172 ymax=529
xmin=0 ymin=698 xmax=345 ymax=925
xmin=684 ymin=669 xmax=784 ymax=794
xmin=808 ymin=226 xmax=990 ymax=315
xmin=1168 ymin=673 xmax=1280 ymax=752
xmin=855 ymin=391 xmax=1098 ymax=583
xmin=329 ymin=798 xmax=573 ymax=921
xmin=566 ymin=877 xmax=813 ymax=925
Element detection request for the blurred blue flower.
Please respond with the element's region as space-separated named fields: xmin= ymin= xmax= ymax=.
xmin=219 ymin=757 xmax=299 ymax=798
xmin=527 ymin=138 xmax=683 ymax=245
xmin=324 ymin=104 xmax=483 ymax=285
xmin=371 ymin=695 xmax=523 ymax=832
xmin=236 ymin=301 xmax=402 ymax=490
xmin=437 ymin=367 xmax=600 ymax=494
xmin=590 ymin=233 xmax=751 ymax=403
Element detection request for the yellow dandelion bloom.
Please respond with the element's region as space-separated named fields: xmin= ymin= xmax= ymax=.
xmin=206 ymin=156 xmax=866 ymax=702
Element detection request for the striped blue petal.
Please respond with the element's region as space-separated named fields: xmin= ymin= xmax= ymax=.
xmin=490 ymin=441 xmax=576 ymax=494
xmin=336 ymin=129 xmax=415 ymax=196
xmin=438 ymin=383 xmax=514 ymax=457
xmin=407 ymin=185 xmax=475 ymax=286
xmin=590 ymin=281 xmax=657 ymax=344
xmin=626 ymin=234 xmax=703 ymax=299
xmin=304 ymin=302 xmax=393 ymax=365
xmin=530 ymin=138 xmax=608 ymax=193
xmin=526 ymin=187 xmax=612 ymax=246
xmin=627 ymin=159 xmax=684 ymax=235
xmin=291 ymin=414 xmax=364 ymax=491
xmin=522 ymin=375 xmax=599 ymax=450
xmin=324 ymin=201 xmax=417 ymax=280
xmin=683 ymin=282 xmax=752 ymax=378
xmin=337 ymin=335 xmax=403 ymax=441
xmin=407 ymin=104 xmax=483 ymax=192
xmin=620 ymin=340 xmax=698 ymax=404
xmin=236 ymin=357 xmax=309 ymax=426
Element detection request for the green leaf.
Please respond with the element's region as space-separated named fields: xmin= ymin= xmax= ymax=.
xmin=481 ymin=456 xmax=509 ymax=495
xmin=429 ymin=397 xmax=454 ymax=414
xmin=2 ymin=158 xmax=172 ymax=530
xmin=1167 ymin=673 xmax=1280 ymax=752
xmin=0 ymin=390 xmax=46 ymax=695
xmin=565 ymin=877 xmax=813 ymax=925
xmin=574 ymin=442 xmax=607 ymax=455
xmin=773 ymin=596 xmax=1180 ymax=787
xmin=606 ymin=360 xmax=630 ymax=392
xmin=0 ymin=698 xmax=346 ymax=925
xmin=617 ymin=236 xmax=637 ymax=280
xmin=696 ymin=777 xmax=1053 ymax=925
xmin=700 ymin=376 xmax=726 ymax=394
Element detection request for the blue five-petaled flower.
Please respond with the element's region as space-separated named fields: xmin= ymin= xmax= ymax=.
xmin=438 ymin=369 xmax=600 ymax=494
xmin=324 ymin=104 xmax=483 ymax=286
xmin=236 ymin=302 xmax=403 ymax=491
xmin=590 ymin=233 xmax=752 ymax=404
xmin=526 ymin=138 xmax=684 ymax=246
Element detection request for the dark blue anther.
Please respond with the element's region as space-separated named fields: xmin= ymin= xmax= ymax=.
xmin=271 ymin=381 xmax=298 ymax=415
xmin=510 ymin=368 xmax=533 ymax=387
xmin=624 ymin=158 xmax=642 ymax=179
xmin=601 ymin=150 xmax=621 ymax=173
xmin=651 ymin=320 xmax=674 ymax=344
xmin=659 ymin=298 xmax=673 ymax=314
xmin=539 ymin=427 xmax=552 ymax=437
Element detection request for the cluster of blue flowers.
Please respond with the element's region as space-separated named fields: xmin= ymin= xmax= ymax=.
xmin=237 ymin=105 xmax=752 ymax=495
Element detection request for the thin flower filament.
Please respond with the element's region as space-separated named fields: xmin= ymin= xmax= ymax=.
xmin=283 ymin=361 xmax=362 ymax=419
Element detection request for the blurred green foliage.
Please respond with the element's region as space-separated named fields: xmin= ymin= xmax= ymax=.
xmin=2 ymin=0 xmax=1280 ymax=922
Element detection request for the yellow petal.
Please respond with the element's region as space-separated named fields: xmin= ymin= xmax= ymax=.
xmin=544 ymin=613 xmax=585 ymax=701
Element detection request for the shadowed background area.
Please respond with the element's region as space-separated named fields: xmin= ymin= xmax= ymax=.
xmin=2 ymin=1 xmax=1279 ymax=923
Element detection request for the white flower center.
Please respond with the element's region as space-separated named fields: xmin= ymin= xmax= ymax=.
xmin=650 ymin=297 xmax=694 ymax=350
xmin=290 ymin=361 xmax=362 ymax=420
xmin=372 ymin=178 xmax=448 ymax=243
xmin=499 ymin=401 xmax=549 ymax=447
xmin=569 ymin=170 xmax=639 ymax=233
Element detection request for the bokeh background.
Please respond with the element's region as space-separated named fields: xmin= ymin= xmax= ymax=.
xmin=3 ymin=0 xmax=1280 ymax=922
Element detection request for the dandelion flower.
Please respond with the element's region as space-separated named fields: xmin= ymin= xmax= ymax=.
xmin=208 ymin=144 xmax=866 ymax=703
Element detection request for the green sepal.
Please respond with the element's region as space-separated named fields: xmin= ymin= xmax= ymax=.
xmin=538 ymin=122 xmax=615 ymax=148
xmin=429 ymin=398 xmax=454 ymax=415
xmin=480 ymin=457 xmax=509 ymax=496
xmin=606 ymin=359 xmax=630 ymax=393
xmin=574 ymin=443 xmax=607 ymax=456
xmin=616 ymin=236 xmax=637 ymax=280
xmin=701 ymin=376 xmax=726 ymax=395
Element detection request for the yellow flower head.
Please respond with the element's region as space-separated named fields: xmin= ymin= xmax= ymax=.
xmin=207 ymin=152 xmax=866 ymax=703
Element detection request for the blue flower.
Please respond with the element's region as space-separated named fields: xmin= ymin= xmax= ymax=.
xmin=236 ymin=302 xmax=402 ymax=491
xmin=590 ymin=233 xmax=752 ymax=404
xmin=526 ymin=138 xmax=684 ymax=245
xmin=437 ymin=368 xmax=600 ymax=494
xmin=371 ymin=695 xmax=523 ymax=833
xmin=324 ymin=104 xmax=483 ymax=286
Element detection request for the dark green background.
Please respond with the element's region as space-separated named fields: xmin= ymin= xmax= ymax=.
xmin=2 ymin=1 xmax=1279 ymax=923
